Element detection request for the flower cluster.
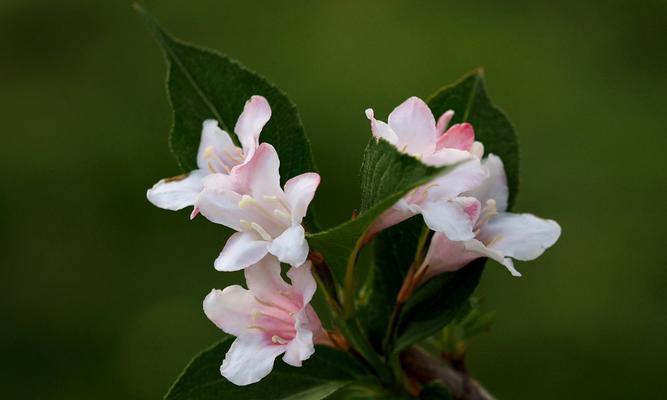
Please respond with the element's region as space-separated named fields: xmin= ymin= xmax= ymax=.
xmin=147 ymin=95 xmax=560 ymax=386
xmin=148 ymin=96 xmax=326 ymax=385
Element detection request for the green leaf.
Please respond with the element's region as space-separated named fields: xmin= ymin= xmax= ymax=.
xmin=427 ymin=68 xmax=519 ymax=209
xmin=393 ymin=260 xmax=485 ymax=354
xmin=361 ymin=69 xmax=519 ymax=354
xmin=166 ymin=338 xmax=367 ymax=400
xmin=306 ymin=139 xmax=447 ymax=288
xmin=134 ymin=5 xmax=317 ymax=196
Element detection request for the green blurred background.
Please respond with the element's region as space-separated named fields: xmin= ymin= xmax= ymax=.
xmin=2 ymin=0 xmax=665 ymax=398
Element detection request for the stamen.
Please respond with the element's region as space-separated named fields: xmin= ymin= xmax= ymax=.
xmin=251 ymin=309 xmax=263 ymax=321
xmin=238 ymin=195 xmax=257 ymax=209
xmin=204 ymin=146 xmax=231 ymax=173
xmin=274 ymin=209 xmax=291 ymax=221
xmin=486 ymin=234 xmax=503 ymax=247
xmin=240 ymin=219 xmax=253 ymax=231
xmin=247 ymin=325 xmax=264 ymax=332
xmin=251 ymin=222 xmax=273 ymax=241
xmin=263 ymin=195 xmax=278 ymax=202
xmin=271 ymin=335 xmax=289 ymax=345
xmin=476 ymin=199 xmax=498 ymax=228
xmin=223 ymin=149 xmax=244 ymax=163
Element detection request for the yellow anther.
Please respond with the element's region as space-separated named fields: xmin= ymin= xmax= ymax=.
xmin=274 ymin=209 xmax=290 ymax=221
xmin=250 ymin=222 xmax=273 ymax=241
xmin=240 ymin=219 xmax=253 ymax=231
xmin=263 ymin=195 xmax=278 ymax=202
xmin=238 ymin=195 xmax=257 ymax=209
xmin=271 ymin=335 xmax=289 ymax=345
xmin=251 ymin=309 xmax=262 ymax=321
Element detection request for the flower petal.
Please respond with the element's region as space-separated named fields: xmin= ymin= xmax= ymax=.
xmin=284 ymin=173 xmax=320 ymax=224
xmin=267 ymin=225 xmax=308 ymax=268
xmin=419 ymin=197 xmax=479 ymax=241
xmin=364 ymin=202 xmax=415 ymax=242
xmin=387 ymin=97 xmax=437 ymax=155
xmin=422 ymin=232 xmax=480 ymax=280
xmin=481 ymin=212 xmax=561 ymax=262
xmin=221 ymin=334 xmax=286 ymax=386
xmin=282 ymin=308 xmax=316 ymax=367
xmin=287 ymin=261 xmax=317 ymax=304
xmin=203 ymin=286 xmax=257 ymax=336
xmin=436 ymin=123 xmax=475 ymax=151
xmin=196 ymin=179 xmax=247 ymax=231
xmin=235 ymin=143 xmax=282 ymax=198
xmin=428 ymin=159 xmax=489 ymax=201
xmin=197 ymin=120 xmax=241 ymax=172
xmin=215 ymin=232 xmax=269 ymax=271
xmin=464 ymin=238 xmax=521 ymax=276
xmin=466 ymin=154 xmax=509 ymax=212
xmin=365 ymin=108 xmax=399 ymax=144
xmin=436 ymin=110 xmax=455 ymax=135
xmin=234 ymin=96 xmax=271 ymax=158
xmin=244 ymin=255 xmax=292 ymax=305
xmin=146 ymin=170 xmax=206 ymax=211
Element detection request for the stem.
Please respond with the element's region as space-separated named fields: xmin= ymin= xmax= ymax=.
xmin=401 ymin=347 xmax=495 ymax=400
xmin=309 ymin=251 xmax=393 ymax=384
xmin=382 ymin=226 xmax=431 ymax=354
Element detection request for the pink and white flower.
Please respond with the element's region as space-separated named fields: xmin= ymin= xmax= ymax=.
xmin=195 ymin=143 xmax=320 ymax=270
xmin=146 ymin=95 xmax=271 ymax=211
xmin=364 ymin=97 xmax=488 ymax=241
xmin=421 ymin=154 xmax=561 ymax=280
xmin=203 ymin=256 xmax=328 ymax=386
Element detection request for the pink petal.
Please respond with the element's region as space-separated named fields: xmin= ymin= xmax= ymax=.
xmin=234 ymin=95 xmax=271 ymax=158
xmin=436 ymin=110 xmax=455 ymax=135
xmin=436 ymin=123 xmax=475 ymax=151
xmin=284 ymin=172 xmax=320 ymax=224
xmin=234 ymin=143 xmax=282 ymax=198
xmin=244 ymin=256 xmax=295 ymax=308
xmin=286 ymin=261 xmax=317 ymax=305
xmin=421 ymin=232 xmax=480 ymax=281
xmin=203 ymin=286 xmax=258 ymax=336
xmin=282 ymin=308 xmax=316 ymax=367
xmin=214 ymin=232 xmax=269 ymax=271
xmin=387 ymin=97 xmax=437 ymax=155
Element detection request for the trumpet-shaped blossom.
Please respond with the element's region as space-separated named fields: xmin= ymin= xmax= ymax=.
xmin=196 ymin=143 xmax=320 ymax=270
xmin=146 ymin=95 xmax=271 ymax=211
xmin=203 ymin=256 xmax=328 ymax=386
xmin=365 ymin=97 xmax=488 ymax=241
xmin=421 ymin=154 xmax=561 ymax=279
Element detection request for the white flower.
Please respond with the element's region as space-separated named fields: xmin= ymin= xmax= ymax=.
xmin=421 ymin=154 xmax=561 ymax=279
xmin=203 ymin=256 xmax=327 ymax=385
xmin=196 ymin=143 xmax=320 ymax=270
xmin=365 ymin=96 xmax=488 ymax=241
xmin=146 ymin=95 xmax=271 ymax=211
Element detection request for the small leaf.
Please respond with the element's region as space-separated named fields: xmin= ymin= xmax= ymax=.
xmin=306 ymin=139 xmax=447 ymax=287
xmin=135 ymin=5 xmax=319 ymax=227
xmin=166 ymin=338 xmax=367 ymax=400
xmin=393 ymin=260 xmax=485 ymax=354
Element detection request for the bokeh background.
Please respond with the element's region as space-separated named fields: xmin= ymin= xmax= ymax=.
xmin=2 ymin=0 xmax=666 ymax=398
